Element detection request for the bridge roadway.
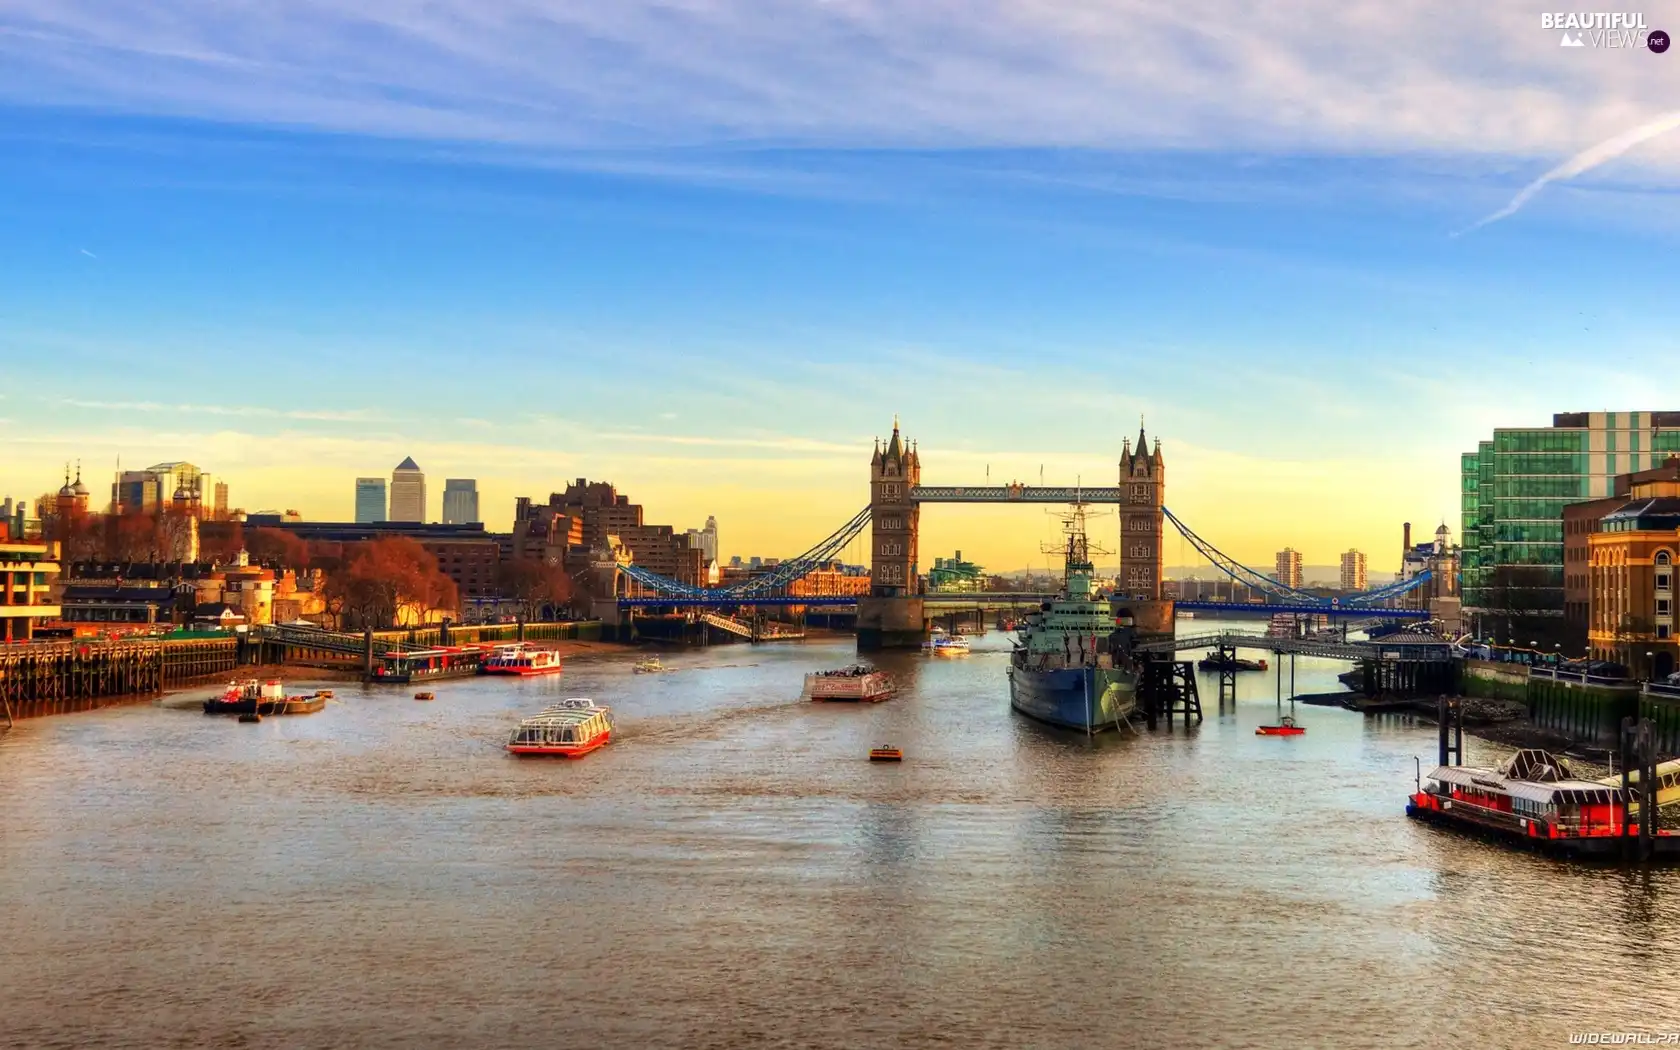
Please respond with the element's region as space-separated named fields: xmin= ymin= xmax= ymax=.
xmin=619 ymin=592 xmax=1061 ymax=610
xmin=910 ymin=485 xmax=1125 ymax=503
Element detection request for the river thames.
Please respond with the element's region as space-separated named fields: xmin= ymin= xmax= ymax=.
xmin=4 ymin=625 xmax=1680 ymax=1048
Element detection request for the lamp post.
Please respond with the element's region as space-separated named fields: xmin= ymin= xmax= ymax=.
xmin=1647 ymin=651 xmax=1656 ymax=682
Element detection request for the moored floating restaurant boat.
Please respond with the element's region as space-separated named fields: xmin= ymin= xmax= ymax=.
xmin=1407 ymin=748 xmax=1680 ymax=860
xmin=506 ymin=699 xmax=614 ymax=758
xmin=868 ymin=745 xmax=904 ymax=762
xmin=369 ymin=646 xmax=487 ymax=685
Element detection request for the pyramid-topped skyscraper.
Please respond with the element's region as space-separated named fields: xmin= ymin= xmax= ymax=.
xmin=389 ymin=456 xmax=426 ymax=522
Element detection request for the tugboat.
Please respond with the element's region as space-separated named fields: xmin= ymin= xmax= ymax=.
xmin=1007 ymin=503 xmax=1139 ymax=732
xmin=633 ymin=656 xmax=664 ymax=674
xmin=1197 ymin=651 xmax=1268 ymax=672
xmin=203 ymin=679 xmax=327 ymax=716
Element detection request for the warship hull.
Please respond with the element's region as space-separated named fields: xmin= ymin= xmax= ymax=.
xmin=1008 ymin=665 xmax=1138 ymax=732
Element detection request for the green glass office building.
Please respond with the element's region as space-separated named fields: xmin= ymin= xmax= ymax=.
xmin=1462 ymin=411 xmax=1680 ymax=642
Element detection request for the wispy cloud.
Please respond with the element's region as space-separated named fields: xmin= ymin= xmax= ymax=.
xmin=1459 ymin=110 xmax=1680 ymax=233
xmin=57 ymin=398 xmax=380 ymax=422
xmin=78 ymin=247 xmax=97 ymax=258
xmin=1 ymin=1 xmax=1677 ymax=172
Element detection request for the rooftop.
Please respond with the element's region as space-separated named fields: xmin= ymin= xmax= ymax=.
xmin=1599 ymin=497 xmax=1680 ymax=533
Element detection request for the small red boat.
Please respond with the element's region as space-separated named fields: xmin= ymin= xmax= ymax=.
xmin=1256 ymin=716 xmax=1305 ymax=736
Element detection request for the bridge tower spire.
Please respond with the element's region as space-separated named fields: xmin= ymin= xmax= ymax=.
xmin=858 ymin=416 xmax=926 ymax=650
xmin=1118 ymin=423 xmax=1172 ymax=638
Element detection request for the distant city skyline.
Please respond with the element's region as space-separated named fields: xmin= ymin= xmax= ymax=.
xmin=0 ymin=449 xmax=1457 ymax=573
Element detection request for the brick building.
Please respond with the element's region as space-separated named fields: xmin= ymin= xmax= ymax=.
xmin=510 ymin=480 xmax=704 ymax=588
xmin=245 ymin=517 xmax=502 ymax=601
xmin=1586 ymin=464 xmax=1680 ymax=679
xmin=1563 ymin=457 xmax=1680 ymax=654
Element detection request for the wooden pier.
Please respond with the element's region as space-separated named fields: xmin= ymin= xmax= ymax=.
xmin=0 ymin=637 xmax=240 ymax=724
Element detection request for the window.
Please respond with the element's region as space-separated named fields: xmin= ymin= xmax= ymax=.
xmin=1658 ymin=551 xmax=1673 ymax=567
xmin=1129 ymin=484 xmax=1150 ymax=503
xmin=1127 ymin=544 xmax=1152 ymax=559
xmin=1659 ymin=573 xmax=1672 ymax=592
xmin=879 ymin=542 xmax=902 ymax=557
xmin=1660 ymin=625 xmax=1672 ymax=640
xmin=880 ymin=483 xmax=900 ymax=498
xmin=1659 ymin=599 xmax=1671 ymax=616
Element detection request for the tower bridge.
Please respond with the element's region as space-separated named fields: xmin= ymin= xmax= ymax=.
xmin=611 ymin=416 xmax=1436 ymax=647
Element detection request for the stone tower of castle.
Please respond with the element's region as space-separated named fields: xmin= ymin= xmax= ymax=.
xmin=858 ymin=416 xmax=928 ymax=650
xmin=1118 ymin=422 xmax=1172 ymax=636
xmin=869 ymin=417 xmax=920 ymax=596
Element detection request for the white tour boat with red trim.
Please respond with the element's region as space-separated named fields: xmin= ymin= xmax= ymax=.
xmin=482 ymin=645 xmax=563 ymax=676
xmin=506 ymin=699 xmax=613 ymax=758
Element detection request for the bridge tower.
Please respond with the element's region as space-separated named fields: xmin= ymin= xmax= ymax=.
xmin=857 ymin=417 xmax=927 ymax=650
xmin=1118 ymin=422 xmax=1174 ymax=638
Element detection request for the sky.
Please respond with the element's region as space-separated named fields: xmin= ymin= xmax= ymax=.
xmin=2 ymin=1 xmax=1679 ymax=574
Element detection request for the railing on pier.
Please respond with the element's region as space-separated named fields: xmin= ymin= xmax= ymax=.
xmin=699 ymin=612 xmax=755 ymax=639
xmin=1531 ymin=665 xmax=1641 ymax=689
xmin=1135 ymin=632 xmax=1380 ymax=662
xmin=1644 ymin=681 xmax=1680 ymax=700
xmin=0 ymin=635 xmax=240 ymax=722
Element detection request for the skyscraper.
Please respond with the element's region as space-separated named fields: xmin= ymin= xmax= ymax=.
xmin=1339 ymin=549 xmax=1367 ymax=592
xmin=113 ymin=461 xmax=208 ymax=516
xmin=1275 ymin=548 xmax=1303 ymax=590
xmin=389 ymin=458 xmax=426 ymax=522
xmin=355 ymin=477 xmax=387 ymax=523
xmin=701 ymin=515 xmax=719 ymax=563
xmin=442 ymin=479 xmax=479 ymax=525
xmin=213 ymin=481 xmax=229 ymax=520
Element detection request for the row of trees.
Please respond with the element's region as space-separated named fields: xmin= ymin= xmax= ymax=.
xmin=56 ymin=511 xmax=209 ymax=564
xmin=324 ymin=536 xmax=460 ymax=629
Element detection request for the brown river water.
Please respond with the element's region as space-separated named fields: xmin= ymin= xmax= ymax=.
xmin=4 ymin=624 xmax=1680 ymax=1049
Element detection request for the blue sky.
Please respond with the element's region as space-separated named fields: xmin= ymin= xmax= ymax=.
xmin=3 ymin=2 xmax=1679 ymax=571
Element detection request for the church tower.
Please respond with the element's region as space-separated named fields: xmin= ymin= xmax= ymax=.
xmin=1118 ymin=422 xmax=1172 ymax=636
xmin=869 ymin=417 xmax=920 ymax=596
